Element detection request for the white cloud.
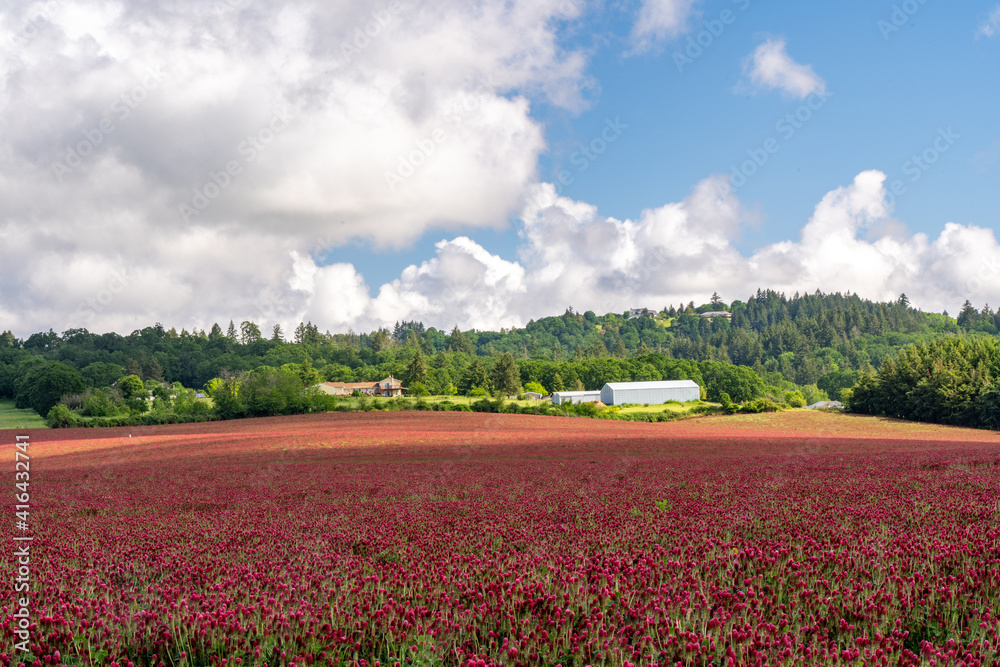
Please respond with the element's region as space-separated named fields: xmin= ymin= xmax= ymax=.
xmin=4 ymin=165 xmax=998 ymax=336
xmin=0 ymin=0 xmax=594 ymax=336
xmin=0 ymin=2 xmax=995 ymax=339
xmin=276 ymin=172 xmax=1000 ymax=334
xmin=630 ymin=0 xmax=701 ymax=52
xmin=978 ymin=5 xmax=1000 ymax=37
xmin=742 ymin=38 xmax=827 ymax=99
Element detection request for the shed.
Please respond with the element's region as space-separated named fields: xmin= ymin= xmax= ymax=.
xmin=523 ymin=392 xmax=543 ymax=401
xmin=551 ymin=390 xmax=602 ymax=406
xmin=600 ymin=380 xmax=700 ymax=406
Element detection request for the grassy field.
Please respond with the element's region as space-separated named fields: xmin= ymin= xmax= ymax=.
xmin=0 ymin=399 xmax=47 ymax=429
xmin=613 ymin=400 xmax=714 ymax=415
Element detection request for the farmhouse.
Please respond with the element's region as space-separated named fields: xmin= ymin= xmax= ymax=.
xmin=600 ymin=380 xmax=700 ymax=406
xmin=315 ymin=375 xmax=406 ymax=397
xmin=551 ymin=390 xmax=602 ymax=406
xmin=374 ymin=376 xmax=405 ymax=397
xmin=316 ymin=381 xmax=376 ymax=397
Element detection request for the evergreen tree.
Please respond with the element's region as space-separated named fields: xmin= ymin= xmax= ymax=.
xmin=405 ymin=329 xmax=422 ymax=349
xmin=491 ymin=352 xmax=521 ymax=396
xmin=226 ymin=320 xmax=237 ymax=341
xmin=370 ymin=328 xmax=392 ymax=352
xmin=551 ymin=372 xmax=565 ymax=392
xmin=448 ymin=326 xmax=476 ymax=355
xmin=271 ymin=324 xmax=284 ymax=342
xmin=405 ymin=348 xmax=428 ymax=387
xmin=956 ymin=301 xmax=979 ymax=330
xmin=459 ymin=359 xmax=489 ymax=394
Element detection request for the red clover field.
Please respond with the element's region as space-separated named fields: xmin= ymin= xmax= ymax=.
xmin=3 ymin=411 xmax=1000 ymax=667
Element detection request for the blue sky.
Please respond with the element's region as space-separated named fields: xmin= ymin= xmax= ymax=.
xmin=345 ymin=0 xmax=999 ymax=285
xmin=1 ymin=0 xmax=999 ymax=336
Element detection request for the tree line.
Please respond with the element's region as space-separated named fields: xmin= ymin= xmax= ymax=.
xmin=1 ymin=290 xmax=988 ymax=425
xmin=848 ymin=336 xmax=1000 ymax=429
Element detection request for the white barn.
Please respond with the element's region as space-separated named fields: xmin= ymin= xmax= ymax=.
xmin=600 ymin=380 xmax=700 ymax=406
xmin=551 ymin=390 xmax=603 ymax=406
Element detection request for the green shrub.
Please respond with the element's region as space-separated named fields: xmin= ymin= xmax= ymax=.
xmin=524 ymin=381 xmax=547 ymax=395
xmin=785 ymin=391 xmax=807 ymax=408
xmin=739 ymin=398 xmax=781 ymax=414
xmin=46 ymin=404 xmax=75 ymax=428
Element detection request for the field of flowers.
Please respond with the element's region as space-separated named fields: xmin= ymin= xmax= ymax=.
xmin=3 ymin=411 xmax=1000 ymax=667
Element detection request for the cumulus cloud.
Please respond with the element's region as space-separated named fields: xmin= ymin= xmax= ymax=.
xmin=978 ymin=5 xmax=1000 ymax=37
xmin=742 ymin=38 xmax=827 ymax=99
xmin=0 ymin=0 xmax=592 ymax=335
xmin=1 ymin=2 xmax=995 ymax=339
xmin=630 ymin=0 xmax=701 ymax=52
xmin=5 ymin=162 xmax=999 ymax=336
xmin=278 ymin=171 xmax=1000 ymax=334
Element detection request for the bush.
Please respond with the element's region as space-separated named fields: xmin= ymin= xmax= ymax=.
xmin=739 ymin=398 xmax=781 ymax=414
xmin=46 ymin=404 xmax=75 ymax=428
xmin=785 ymin=391 xmax=807 ymax=408
xmin=524 ymin=381 xmax=547 ymax=396
xmin=471 ymin=397 xmax=505 ymax=413
xmin=571 ymin=402 xmax=603 ymax=418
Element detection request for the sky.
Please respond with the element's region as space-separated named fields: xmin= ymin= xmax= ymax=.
xmin=1 ymin=0 xmax=998 ymax=338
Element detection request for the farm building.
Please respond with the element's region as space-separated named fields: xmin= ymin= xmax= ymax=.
xmin=375 ymin=376 xmax=405 ymax=397
xmin=315 ymin=376 xmax=405 ymax=397
xmin=316 ymin=381 xmax=376 ymax=397
xmin=551 ymin=390 xmax=602 ymax=406
xmin=600 ymin=380 xmax=700 ymax=406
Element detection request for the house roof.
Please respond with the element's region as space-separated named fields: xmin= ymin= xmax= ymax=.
xmin=602 ymin=380 xmax=699 ymax=391
xmin=807 ymin=401 xmax=844 ymax=409
xmin=320 ymin=381 xmax=376 ymax=389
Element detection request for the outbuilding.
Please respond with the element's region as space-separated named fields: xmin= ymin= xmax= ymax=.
xmin=551 ymin=390 xmax=602 ymax=406
xmin=600 ymin=380 xmax=701 ymax=406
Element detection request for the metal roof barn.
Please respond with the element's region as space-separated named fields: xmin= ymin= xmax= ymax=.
xmin=551 ymin=391 xmax=603 ymax=406
xmin=600 ymin=380 xmax=700 ymax=406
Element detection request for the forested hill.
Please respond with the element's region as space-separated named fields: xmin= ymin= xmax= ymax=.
xmin=0 ymin=289 xmax=984 ymax=404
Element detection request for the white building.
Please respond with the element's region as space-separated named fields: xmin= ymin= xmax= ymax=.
xmin=600 ymin=380 xmax=701 ymax=406
xmin=551 ymin=390 xmax=603 ymax=406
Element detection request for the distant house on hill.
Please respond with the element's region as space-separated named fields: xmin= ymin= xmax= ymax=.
xmin=628 ymin=308 xmax=655 ymax=319
xmin=699 ymin=311 xmax=732 ymax=319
